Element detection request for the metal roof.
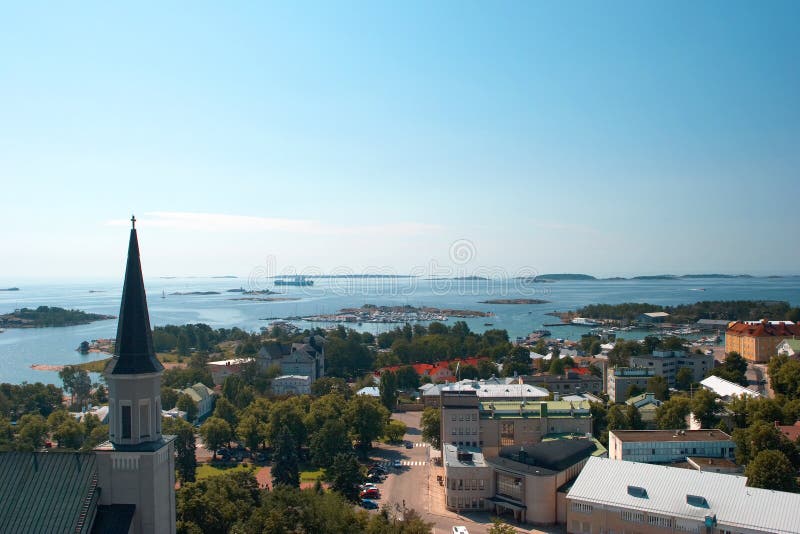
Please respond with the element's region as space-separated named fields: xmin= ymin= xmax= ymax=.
xmin=567 ymin=457 xmax=800 ymax=534
xmin=442 ymin=382 xmax=549 ymax=399
xmin=0 ymin=452 xmax=99 ymax=534
xmin=700 ymin=375 xmax=761 ymax=398
xmin=106 ymin=227 xmax=163 ymax=375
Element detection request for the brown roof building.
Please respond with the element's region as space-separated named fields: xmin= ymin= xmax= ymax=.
xmin=725 ymin=320 xmax=800 ymax=363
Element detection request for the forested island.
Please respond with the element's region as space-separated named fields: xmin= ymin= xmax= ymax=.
xmin=575 ymin=300 xmax=800 ymax=323
xmin=0 ymin=287 xmax=20 ymax=291
xmin=0 ymin=306 xmax=115 ymax=328
xmin=479 ymin=298 xmax=550 ymax=304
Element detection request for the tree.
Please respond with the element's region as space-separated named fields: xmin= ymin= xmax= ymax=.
xmin=745 ymin=450 xmax=797 ymax=492
xmin=625 ymin=404 xmax=644 ymax=430
xmin=488 ymin=517 xmax=517 ymax=534
xmin=272 ymin=428 xmax=300 ymax=487
xmin=164 ymin=417 xmax=197 ymax=483
xmin=691 ymin=388 xmax=719 ymax=428
xmin=646 ymin=375 xmax=669 ymax=401
xmin=607 ymin=405 xmax=629 ymax=431
xmin=310 ymin=419 xmax=351 ymax=467
xmin=78 ymin=341 xmax=90 ymax=354
xmin=379 ymin=370 xmax=399 ymax=411
xmin=237 ymin=414 xmax=267 ymax=452
xmin=421 ymin=407 xmax=441 ymax=449
xmin=477 ymin=359 xmax=498 ymax=379
xmin=59 ymin=366 xmax=89 ymax=407
xmin=395 ymin=366 xmax=421 ymax=390
xmin=311 ymin=377 xmax=352 ymax=398
xmin=177 ymin=393 xmax=198 ymax=423
xmin=345 ymin=395 xmax=389 ymax=453
xmin=199 ymin=417 xmax=231 ymax=459
xmin=656 ymin=397 xmax=692 ymax=430
xmin=384 ymin=419 xmax=407 ymax=443
xmin=709 ymin=351 xmax=749 ymax=386
xmin=548 ymin=356 xmax=565 ymax=376
xmin=161 ymin=387 xmax=179 ymax=410
xmin=16 ymin=414 xmax=48 ymax=450
xmin=213 ymin=397 xmax=239 ymax=431
xmin=675 ymin=367 xmax=693 ymax=391
xmin=53 ymin=418 xmax=85 ymax=449
xmin=177 ymin=332 xmax=190 ymax=356
xmin=325 ymin=452 xmax=364 ymax=501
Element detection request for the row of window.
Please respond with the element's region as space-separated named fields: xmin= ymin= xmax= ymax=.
xmin=451 ymin=413 xmax=478 ymax=422
xmin=447 ymin=497 xmax=483 ymax=510
xmin=571 ymin=502 xmax=593 ymax=514
xmin=449 ymin=478 xmax=486 ymax=491
xmin=451 ymin=427 xmax=478 ymax=435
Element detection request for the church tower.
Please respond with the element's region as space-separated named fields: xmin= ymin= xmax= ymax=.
xmin=95 ymin=216 xmax=176 ymax=534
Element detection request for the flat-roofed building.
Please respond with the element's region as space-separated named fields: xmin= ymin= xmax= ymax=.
xmin=608 ymin=429 xmax=735 ymax=464
xmin=607 ymin=367 xmax=654 ymax=403
xmin=443 ymin=436 xmax=606 ymax=525
xmin=725 ymin=320 xmax=800 ymax=363
xmin=566 ymin=457 xmax=800 ymax=534
xmin=440 ymin=390 xmax=593 ymax=456
xmin=629 ymin=350 xmax=713 ymax=387
xmin=208 ymin=357 xmax=255 ymax=386
xmin=271 ymin=374 xmax=311 ymax=395
xmin=524 ymin=372 xmax=603 ymax=395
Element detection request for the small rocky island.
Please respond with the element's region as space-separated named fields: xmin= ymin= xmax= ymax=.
xmin=0 ymin=306 xmax=115 ymax=328
xmin=303 ymin=304 xmax=492 ymax=323
xmin=479 ymin=298 xmax=550 ymax=304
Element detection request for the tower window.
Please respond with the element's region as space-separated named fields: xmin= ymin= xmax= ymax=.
xmin=121 ymin=405 xmax=132 ymax=439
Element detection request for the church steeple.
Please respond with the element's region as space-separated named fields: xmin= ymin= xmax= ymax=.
xmin=107 ymin=215 xmax=163 ymax=375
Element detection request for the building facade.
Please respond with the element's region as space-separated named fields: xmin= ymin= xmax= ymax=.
xmin=258 ymin=336 xmax=325 ymax=381
xmin=628 ymin=350 xmax=713 ymax=387
xmin=567 ymin=457 xmax=800 ymax=534
xmin=608 ymin=429 xmax=735 ymax=463
xmin=725 ymin=320 xmax=800 ymax=363
xmin=271 ymin=374 xmax=311 ymax=395
xmin=607 ymin=367 xmax=654 ymax=403
xmin=443 ymin=437 xmax=605 ymax=525
xmin=440 ymin=390 xmax=593 ymax=457
xmin=524 ymin=372 xmax=604 ymax=395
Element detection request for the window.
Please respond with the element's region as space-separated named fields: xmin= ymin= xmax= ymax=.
xmin=121 ymin=405 xmax=132 ymax=439
xmin=500 ymin=422 xmax=515 ymax=446
xmin=620 ymin=510 xmax=644 ymax=523
xmin=571 ymin=502 xmax=593 ymax=514
xmin=497 ymin=473 xmax=523 ymax=501
xmin=479 ymin=479 xmax=485 ymax=490
xmin=648 ymin=515 xmax=673 ymax=528
xmin=139 ymin=401 xmax=150 ymax=439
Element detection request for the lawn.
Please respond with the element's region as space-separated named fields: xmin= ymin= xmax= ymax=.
xmin=299 ymin=463 xmax=324 ymax=483
xmin=196 ymin=462 xmax=256 ymax=480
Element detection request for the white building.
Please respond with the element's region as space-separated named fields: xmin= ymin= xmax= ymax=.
xmin=567 ymin=457 xmax=800 ymax=534
xmin=271 ymin=375 xmax=311 ymax=395
xmin=208 ymin=357 xmax=255 ymax=386
xmin=700 ymin=375 xmax=760 ymax=400
xmin=608 ymin=429 xmax=735 ymax=464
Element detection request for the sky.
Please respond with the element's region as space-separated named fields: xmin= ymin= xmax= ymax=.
xmin=1 ymin=1 xmax=798 ymax=281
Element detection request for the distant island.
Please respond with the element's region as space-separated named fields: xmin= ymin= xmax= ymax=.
xmin=0 ymin=306 xmax=115 ymax=328
xmin=574 ymin=300 xmax=800 ymax=324
xmin=479 ymin=298 xmax=550 ymax=304
xmin=210 ymin=275 xmax=238 ymax=278
xmin=427 ymin=276 xmax=489 ymax=281
xmin=170 ymin=291 xmax=220 ymax=296
xmin=303 ymin=304 xmax=492 ymax=323
xmin=0 ymin=287 xmax=20 ymax=291
xmin=226 ymin=288 xmax=278 ymax=295
xmin=229 ymin=297 xmax=301 ymax=302
xmin=517 ymin=273 xmax=758 ymax=282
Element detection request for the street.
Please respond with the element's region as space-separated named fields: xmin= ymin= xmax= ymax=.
xmin=367 ymin=411 xmax=563 ymax=534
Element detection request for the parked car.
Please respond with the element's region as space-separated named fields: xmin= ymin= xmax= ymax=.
xmin=393 ymin=459 xmax=402 ymax=468
xmin=360 ymin=488 xmax=380 ymax=499
xmin=367 ymin=473 xmax=383 ymax=483
xmin=405 ymin=441 xmax=413 ymax=449
xmin=360 ymin=499 xmax=379 ymax=510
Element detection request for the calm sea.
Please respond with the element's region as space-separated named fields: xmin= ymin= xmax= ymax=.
xmin=1 ymin=276 xmax=798 ymax=385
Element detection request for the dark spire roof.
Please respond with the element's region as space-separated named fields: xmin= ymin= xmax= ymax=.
xmin=106 ymin=219 xmax=163 ymax=375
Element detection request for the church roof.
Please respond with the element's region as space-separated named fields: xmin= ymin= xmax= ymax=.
xmin=0 ymin=452 xmax=100 ymax=534
xmin=106 ymin=221 xmax=163 ymax=375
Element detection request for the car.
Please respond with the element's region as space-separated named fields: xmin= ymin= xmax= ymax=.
xmin=452 ymin=527 xmax=470 ymax=534
xmin=367 ymin=473 xmax=383 ymax=483
xmin=368 ymin=466 xmax=387 ymax=475
xmin=393 ymin=459 xmax=402 ymax=468
xmin=404 ymin=441 xmax=413 ymax=449
xmin=360 ymin=483 xmax=378 ymax=491
xmin=360 ymin=499 xmax=379 ymax=510
xmin=360 ymin=488 xmax=380 ymax=499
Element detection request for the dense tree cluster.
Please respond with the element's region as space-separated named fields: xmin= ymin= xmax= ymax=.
xmin=577 ymin=300 xmax=800 ymax=324
xmin=176 ymin=473 xmax=432 ymax=534
xmin=0 ymin=306 xmax=111 ymax=327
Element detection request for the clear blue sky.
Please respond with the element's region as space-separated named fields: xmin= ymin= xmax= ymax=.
xmin=1 ymin=1 xmax=798 ymax=280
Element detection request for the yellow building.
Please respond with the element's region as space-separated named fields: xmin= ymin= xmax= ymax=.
xmin=725 ymin=320 xmax=800 ymax=363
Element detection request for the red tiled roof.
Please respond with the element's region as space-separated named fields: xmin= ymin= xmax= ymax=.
xmin=777 ymin=421 xmax=800 ymax=442
xmin=727 ymin=321 xmax=800 ymax=338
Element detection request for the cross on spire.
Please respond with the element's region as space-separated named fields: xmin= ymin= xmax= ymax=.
xmin=131 ymin=214 xmax=136 ymax=229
